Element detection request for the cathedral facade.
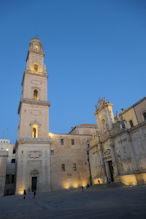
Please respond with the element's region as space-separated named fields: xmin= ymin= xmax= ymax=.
xmin=0 ymin=37 xmax=146 ymax=196
xmin=89 ymin=97 xmax=146 ymax=186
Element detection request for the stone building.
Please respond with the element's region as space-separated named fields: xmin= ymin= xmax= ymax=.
xmin=0 ymin=37 xmax=146 ymax=196
xmin=89 ymin=97 xmax=146 ymax=186
xmin=15 ymin=36 xmax=96 ymax=194
xmin=0 ymin=150 xmax=7 ymax=196
xmin=0 ymin=139 xmax=15 ymax=195
xmin=50 ymin=124 xmax=96 ymax=190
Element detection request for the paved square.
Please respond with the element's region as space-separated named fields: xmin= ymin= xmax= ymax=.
xmin=0 ymin=186 xmax=146 ymax=219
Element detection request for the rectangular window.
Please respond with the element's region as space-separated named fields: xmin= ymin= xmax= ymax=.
xmin=61 ymin=164 xmax=65 ymax=171
xmin=71 ymin=139 xmax=75 ymax=145
xmin=73 ymin=163 xmax=77 ymax=171
xmin=129 ymin=120 xmax=134 ymax=128
xmin=51 ymin=149 xmax=54 ymax=155
xmin=60 ymin=139 xmax=64 ymax=145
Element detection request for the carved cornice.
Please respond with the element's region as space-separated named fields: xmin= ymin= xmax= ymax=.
xmin=89 ymin=121 xmax=146 ymax=148
xmin=25 ymin=70 xmax=48 ymax=78
xmin=21 ymin=70 xmax=47 ymax=87
xmin=17 ymin=137 xmax=51 ymax=144
xmin=18 ymin=98 xmax=50 ymax=113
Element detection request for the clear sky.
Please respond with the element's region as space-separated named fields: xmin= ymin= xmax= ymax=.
xmin=0 ymin=0 xmax=146 ymax=143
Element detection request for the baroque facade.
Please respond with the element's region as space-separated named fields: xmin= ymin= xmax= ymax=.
xmin=0 ymin=37 xmax=146 ymax=196
xmin=89 ymin=97 xmax=146 ymax=186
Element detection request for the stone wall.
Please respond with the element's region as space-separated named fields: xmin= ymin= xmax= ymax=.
xmin=50 ymin=133 xmax=92 ymax=190
xmin=0 ymin=151 xmax=8 ymax=196
xmin=16 ymin=142 xmax=51 ymax=194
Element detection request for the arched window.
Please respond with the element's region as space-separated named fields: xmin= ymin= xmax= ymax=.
xmin=143 ymin=112 xmax=146 ymax=121
xmin=34 ymin=45 xmax=39 ymax=52
xmin=33 ymin=89 xmax=38 ymax=100
xmin=32 ymin=125 xmax=38 ymax=138
xmin=34 ymin=62 xmax=38 ymax=72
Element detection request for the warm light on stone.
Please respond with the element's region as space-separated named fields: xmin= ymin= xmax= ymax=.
xmin=93 ymin=178 xmax=104 ymax=185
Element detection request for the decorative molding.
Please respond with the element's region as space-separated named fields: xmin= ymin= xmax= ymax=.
xmin=25 ymin=70 xmax=47 ymax=78
xmin=29 ymin=120 xmax=41 ymax=126
xmin=31 ymin=110 xmax=41 ymax=116
xmin=18 ymin=98 xmax=50 ymax=113
xmin=17 ymin=137 xmax=51 ymax=144
xmin=31 ymin=80 xmax=42 ymax=85
xmin=30 ymin=169 xmax=39 ymax=175
xmin=28 ymin=151 xmax=42 ymax=159
xmin=104 ymin=149 xmax=111 ymax=156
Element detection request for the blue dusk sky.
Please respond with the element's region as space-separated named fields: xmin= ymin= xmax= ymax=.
xmin=0 ymin=0 xmax=146 ymax=143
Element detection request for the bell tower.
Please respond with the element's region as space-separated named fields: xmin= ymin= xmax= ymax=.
xmin=16 ymin=37 xmax=51 ymax=194
xmin=18 ymin=36 xmax=50 ymax=139
xmin=95 ymin=98 xmax=115 ymax=134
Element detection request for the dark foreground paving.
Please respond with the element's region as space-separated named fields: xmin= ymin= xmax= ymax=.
xmin=0 ymin=185 xmax=146 ymax=219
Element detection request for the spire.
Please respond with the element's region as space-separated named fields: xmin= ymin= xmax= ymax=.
xmin=33 ymin=36 xmax=39 ymax=39
xmin=31 ymin=35 xmax=40 ymax=41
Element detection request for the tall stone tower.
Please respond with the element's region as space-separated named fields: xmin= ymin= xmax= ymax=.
xmin=95 ymin=98 xmax=115 ymax=134
xmin=16 ymin=36 xmax=51 ymax=194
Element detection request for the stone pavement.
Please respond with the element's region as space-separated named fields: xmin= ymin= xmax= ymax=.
xmin=0 ymin=185 xmax=146 ymax=219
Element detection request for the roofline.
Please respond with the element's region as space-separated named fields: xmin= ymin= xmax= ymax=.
xmin=120 ymin=97 xmax=146 ymax=116
xmin=49 ymin=133 xmax=93 ymax=137
xmin=68 ymin=124 xmax=97 ymax=134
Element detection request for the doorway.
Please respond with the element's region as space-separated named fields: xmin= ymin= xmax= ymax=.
xmin=107 ymin=160 xmax=114 ymax=182
xmin=31 ymin=176 xmax=37 ymax=192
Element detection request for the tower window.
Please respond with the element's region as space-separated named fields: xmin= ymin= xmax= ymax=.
xmin=33 ymin=89 xmax=39 ymax=100
xmin=60 ymin=139 xmax=64 ymax=145
xmin=71 ymin=139 xmax=75 ymax=145
xmin=34 ymin=45 xmax=39 ymax=52
xmin=32 ymin=125 xmax=38 ymax=138
xmin=73 ymin=163 xmax=77 ymax=171
xmin=61 ymin=164 xmax=65 ymax=171
xmin=129 ymin=120 xmax=134 ymax=128
xmin=34 ymin=63 xmax=38 ymax=72
xmin=143 ymin=112 xmax=146 ymax=121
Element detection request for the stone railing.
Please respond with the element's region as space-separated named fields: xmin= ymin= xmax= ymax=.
xmin=21 ymin=98 xmax=50 ymax=106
